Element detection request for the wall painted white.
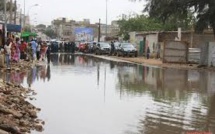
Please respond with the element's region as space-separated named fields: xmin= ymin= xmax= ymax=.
xmin=145 ymin=34 xmax=158 ymax=53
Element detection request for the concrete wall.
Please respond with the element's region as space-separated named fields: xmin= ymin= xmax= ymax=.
xmin=192 ymin=34 xmax=214 ymax=48
xmin=188 ymin=48 xmax=201 ymax=63
xmin=159 ymin=42 xmax=164 ymax=59
xmin=208 ymin=42 xmax=215 ymax=66
xmin=158 ymin=32 xmax=214 ymax=48
xmin=201 ymin=42 xmax=215 ymax=67
xmin=163 ymin=41 xmax=188 ymax=63
xmin=129 ymin=32 xmax=144 ymax=54
xmin=146 ymin=34 xmax=158 ymax=53
xmin=200 ymin=43 xmax=209 ymax=66
xmin=129 ymin=32 xmax=136 ymax=45
xmin=130 ymin=31 xmax=213 ymax=59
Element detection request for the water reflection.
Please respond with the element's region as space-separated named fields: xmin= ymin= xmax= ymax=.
xmin=114 ymin=64 xmax=215 ymax=134
xmin=31 ymin=54 xmax=215 ymax=134
xmin=71 ymin=55 xmax=215 ymax=133
xmin=0 ymin=65 xmax=51 ymax=87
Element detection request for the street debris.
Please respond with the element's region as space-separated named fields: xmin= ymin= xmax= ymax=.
xmin=0 ymin=61 xmax=44 ymax=134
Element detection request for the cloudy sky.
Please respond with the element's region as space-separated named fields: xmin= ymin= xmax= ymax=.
xmin=16 ymin=0 xmax=145 ymax=25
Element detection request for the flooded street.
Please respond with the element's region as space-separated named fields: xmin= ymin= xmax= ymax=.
xmin=2 ymin=54 xmax=215 ymax=134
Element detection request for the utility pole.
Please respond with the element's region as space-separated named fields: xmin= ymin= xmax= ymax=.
xmin=98 ymin=18 xmax=101 ymax=43
xmin=14 ymin=0 xmax=17 ymax=24
xmin=4 ymin=0 xmax=7 ymax=40
xmin=105 ymin=0 xmax=108 ymax=40
xmin=19 ymin=8 xmax=22 ymax=26
xmin=9 ymin=0 xmax=13 ymax=24
xmin=23 ymin=0 xmax=25 ymax=27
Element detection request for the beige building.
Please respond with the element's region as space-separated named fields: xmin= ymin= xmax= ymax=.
xmin=51 ymin=18 xmax=97 ymax=41
xmin=51 ymin=18 xmax=120 ymax=41
xmin=51 ymin=18 xmax=75 ymax=40
xmin=99 ymin=20 xmax=120 ymax=37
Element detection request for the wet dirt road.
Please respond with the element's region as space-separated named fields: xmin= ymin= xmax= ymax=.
xmin=2 ymin=54 xmax=215 ymax=134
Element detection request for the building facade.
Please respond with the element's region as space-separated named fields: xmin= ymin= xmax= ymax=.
xmin=51 ymin=18 xmax=120 ymax=41
xmin=129 ymin=30 xmax=215 ymax=57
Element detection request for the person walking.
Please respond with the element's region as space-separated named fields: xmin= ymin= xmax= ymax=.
xmin=110 ymin=41 xmax=115 ymax=56
xmin=20 ymin=40 xmax=27 ymax=60
xmin=71 ymin=42 xmax=75 ymax=53
xmin=4 ymin=39 xmax=12 ymax=70
xmin=147 ymin=47 xmax=150 ymax=59
xmin=15 ymin=38 xmax=21 ymax=61
xmin=36 ymin=42 xmax=41 ymax=61
xmin=31 ymin=40 xmax=38 ymax=61
xmin=46 ymin=45 xmax=51 ymax=64
xmin=27 ymin=43 xmax=33 ymax=61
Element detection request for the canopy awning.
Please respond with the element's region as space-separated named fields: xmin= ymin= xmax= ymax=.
xmin=21 ymin=32 xmax=37 ymax=37
xmin=0 ymin=23 xmax=22 ymax=32
xmin=7 ymin=24 xmax=22 ymax=32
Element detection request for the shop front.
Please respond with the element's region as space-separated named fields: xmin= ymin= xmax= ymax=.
xmin=0 ymin=23 xmax=22 ymax=46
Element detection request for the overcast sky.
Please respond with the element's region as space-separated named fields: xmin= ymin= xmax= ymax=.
xmin=16 ymin=0 xmax=145 ymax=25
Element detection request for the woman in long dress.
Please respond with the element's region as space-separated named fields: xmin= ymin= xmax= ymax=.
xmin=40 ymin=43 xmax=48 ymax=61
xmin=13 ymin=43 xmax=20 ymax=62
xmin=11 ymin=38 xmax=20 ymax=62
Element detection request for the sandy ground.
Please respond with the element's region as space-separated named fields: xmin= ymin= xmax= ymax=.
xmin=86 ymin=54 xmax=215 ymax=72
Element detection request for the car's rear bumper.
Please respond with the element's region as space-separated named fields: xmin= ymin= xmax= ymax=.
xmin=100 ymin=49 xmax=110 ymax=53
xmin=123 ymin=51 xmax=137 ymax=55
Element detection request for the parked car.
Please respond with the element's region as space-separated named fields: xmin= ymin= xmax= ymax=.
xmin=95 ymin=42 xmax=111 ymax=55
xmin=86 ymin=42 xmax=94 ymax=53
xmin=117 ymin=43 xmax=138 ymax=57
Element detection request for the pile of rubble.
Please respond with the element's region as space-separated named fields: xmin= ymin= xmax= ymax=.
xmin=10 ymin=60 xmax=35 ymax=71
xmin=0 ymin=60 xmax=35 ymax=72
xmin=0 ymin=79 xmax=44 ymax=134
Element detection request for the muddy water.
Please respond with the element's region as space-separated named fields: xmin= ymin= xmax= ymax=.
xmin=2 ymin=54 xmax=215 ymax=134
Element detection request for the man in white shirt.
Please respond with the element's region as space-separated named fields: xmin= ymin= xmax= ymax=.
xmin=4 ymin=40 xmax=12 ymax=69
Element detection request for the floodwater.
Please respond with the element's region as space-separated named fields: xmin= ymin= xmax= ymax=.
xmin=1 ymin=54 xmax=215 ymax=134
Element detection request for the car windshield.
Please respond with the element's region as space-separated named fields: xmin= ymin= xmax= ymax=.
xmin=122 ymin=43 xmax=134 ymax=48
xmin=99 ymin=43 xmax=110 ymax=47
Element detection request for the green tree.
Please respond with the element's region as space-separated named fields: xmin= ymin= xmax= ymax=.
xmin=36 ymin=24 xmax=46 ymax=29
xmin=143 ymin=0 xmax=215 ymax=36
xmin=23 ymin=25 xmax=31 ymax=32
xmin=44 ymin=28 xmax=57 ymax=38
xmin=117 ymin=15 xmax=164 ymax=40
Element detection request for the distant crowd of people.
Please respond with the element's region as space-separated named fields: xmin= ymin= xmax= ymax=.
xmin=58 ymin=42 xmax=76 ymax=53
xmin=3 ymin=34 xmax=51 ymax=70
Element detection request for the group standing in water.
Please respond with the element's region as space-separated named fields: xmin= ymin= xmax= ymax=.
xmin=3 ymin=35 xmax=51 ymax=70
